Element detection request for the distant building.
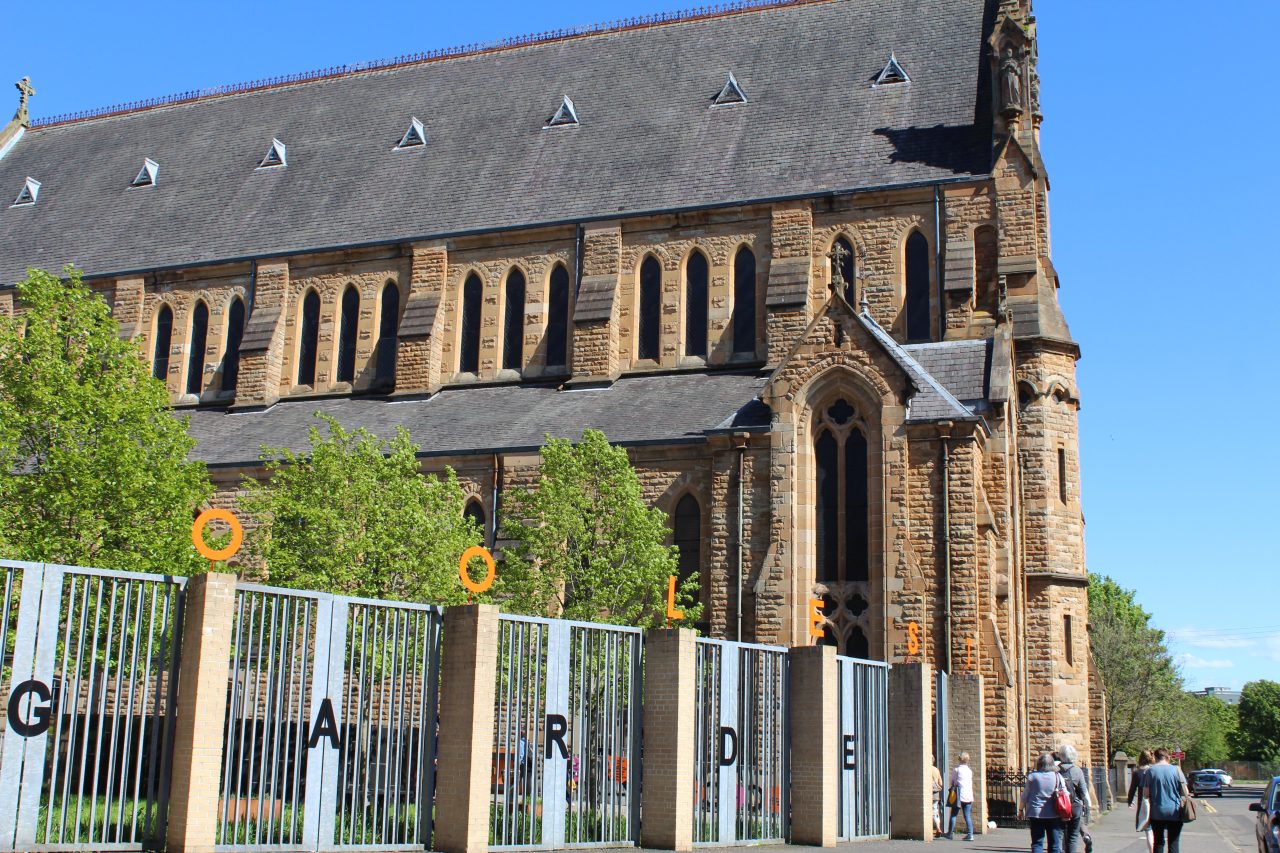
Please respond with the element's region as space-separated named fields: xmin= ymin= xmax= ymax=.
xmin=1191 ymin=687 xmax=1241 ymax=705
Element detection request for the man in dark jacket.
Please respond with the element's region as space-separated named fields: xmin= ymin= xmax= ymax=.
xmin=1057 ymin=743 xmax=1093 ymax=853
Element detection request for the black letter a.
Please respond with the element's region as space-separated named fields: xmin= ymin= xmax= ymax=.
xmin=308 ymin=698 xmax=341 ymax=750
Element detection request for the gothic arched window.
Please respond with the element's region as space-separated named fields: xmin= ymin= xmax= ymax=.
xmin=831 ymin=236 xmax=856 ymax=303
xmin=673 ymin=494 xmax=702 ymax=603
xmin=503 ymin=269 xmax=526 ymax=370
xmin=460 ymin=273 xmax=482 ymax=374
xmin=223 ymin=297 xmax=245 ymax=393
xmin=152 ymin=305 xmax=173 ymax=382
xmin=732 ymin=246 xmax=756 ymax=356
xmin=337 ymin=286 xmax=359 ymax=383
xmin=464 ymin=499 xmax=487 ymax=543
xmin=376 ymin=281 xmax=399 ymax=388
xmin=684 ymin=251 xmax=709 ymax=358
xmin=186 ymin=301 xmax=209 ymax=396
xmin=546 ymin=264 xmax=570 ymax=369
xmin=297 ymin=290 xmax=320 ymax=386
xmin=638 ymin=256 xmax=661 ymax=361
xmin=905 ymin=230 xmax=930 ymax=341
xmin=814 ymin=399 xmax=869 ymax=585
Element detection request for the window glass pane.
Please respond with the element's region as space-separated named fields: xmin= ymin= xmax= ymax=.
xmin=152 ymin=305 xmax=172 ymax=381
xmin=460 ymin=274 xmax=482 ymax=373
xmin=673 ymin=494 xmax=702 ymax=600
xmin=337 ymin=286 xmax=359 ymax=383
xmin=685 ymin=252 xmax=708 ymax=358
xmin=298 ymin=291 xmax=320 ymax=385
xmin=732 ymin=247 xmax=756 ymax=355
xmin=186 ymin=302 xmax=208 ymax=395
xmin=376 ymin=282 xmax=399 ymax=387
xmin=223 ymin=298 xmax=245 ymax=393
xmin=906 ymin=231 xmax=930 ymax=341
xmin=546 ymin=265 xmax=569 ymax=368
xmin=816 ymin=430 xmax=839 ymax=583
xmin=638 ymin=257 xmax=661 ymax=360
xmin=844 ymin=426 xmax=869 ymax=583
xmin=503 ymin=269 xmax=526 ymax=370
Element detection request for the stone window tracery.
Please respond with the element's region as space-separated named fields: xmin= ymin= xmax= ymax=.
xmin=684 ymin=251 xmax=708 ymax=358
xmin=814 ymin=397 xmax=872 ymax=657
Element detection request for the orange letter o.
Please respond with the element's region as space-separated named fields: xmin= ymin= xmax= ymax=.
xmin=459 ymin=546 xmax=496 ymax=594
xmin=192 ymin=509 xmax=244 ymax=562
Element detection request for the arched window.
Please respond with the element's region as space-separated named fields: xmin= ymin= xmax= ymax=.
xmin=847 ymin=626 xmax=870 ymax=660
xmin=460 ymin=273 xmax=482 ymax=374
xmin=503 ymin=269 xmax=526 ymax=371
xmin=223 ymin=297 xmax=245 ymax=393
xmin=673 ymin=494 xmax=702 ymax=603
xmin=638 ymin=256 xmax=661 ymax=361
xmin=376 ymin=281 xmax=400 ymax=388
xmin=831 ymin=236 xmax=856 ymax=303
xmin=186 ymin=301 xmax=209 ymax=396
xmin=546 ymin=264 xmax=570 ymax=369
xmin=684 ymin=251 xmax=708 ymax=358
xmin=152 ymin=305 xmax=173 ymax=382
xmin=732 ymin=246 xmax=756 ymax=355
xmin=464 ymin=499 xmax=487 ymax=543
xmin=337 ymin=286 xmax=359 ymax=383
xmin=815 ymin=399 xmax=869 ymax=586
xmin=297 ymin=290 xmax=320 ymax=386
xmin=905 ymin=231 xmax=930 ymax=341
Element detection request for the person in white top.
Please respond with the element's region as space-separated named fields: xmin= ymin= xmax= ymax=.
xmin=945 ymin=752 xmax=976 ymax=841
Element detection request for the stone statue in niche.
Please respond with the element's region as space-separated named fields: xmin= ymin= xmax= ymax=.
xmin=999 ymin=44 xmax=1024 ymax=116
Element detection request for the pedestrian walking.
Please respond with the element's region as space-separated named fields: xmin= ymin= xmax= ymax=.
xmin=945 ymin=752 xmax=976 ymax=841
xmin=1021 ymin=751 xmax=1066 ymax=853
xmin=1128 ymin=749 xmax=1155 ymax=853
xmin=1056 ymin=744 xmax=1092 ymax=853
xmin=931 ymin=758 xmax=945 ymax=837
xmin=1143 ymin=748 xmax=1190 ymax=853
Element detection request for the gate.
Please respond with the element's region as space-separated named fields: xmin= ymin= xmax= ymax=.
xmin=0 ymin=561 xmax=185 ymax=852
xmin=837 ymin=656 xmax=889 ymax=840
xmin=489 ymin=615 xmax=642 ymax=850
xmin=215 ymin=584 xmax=442 ymax=851
xmin=692 ymin=638 xmax=787 ymax=846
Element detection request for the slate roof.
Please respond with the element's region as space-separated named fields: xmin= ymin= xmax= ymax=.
xmin=0 ymin=0 xmax=993 ymax=286
xmin=185 ymin=370 xmax=772 ymax=467
xmin=855 ymin=314 xmax=980 ymax=423
xmin=902 ymin=338 xmax=992 ymax=409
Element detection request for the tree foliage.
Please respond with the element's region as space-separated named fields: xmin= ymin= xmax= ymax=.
xmin=1234 ymin=680 xmax=1280 ymax=761
xmin=1183 ymin=695 xmax=1238 ymax=767
xmin=241 ymin=415 xmax=481 ymax=604
xmin=0 ymin=267 xmax=212 ymax=573
xmin=1088 ymin=574 xmax=1187 ymax=754
xmin=499 ymin=429 xmax=701 ymax=628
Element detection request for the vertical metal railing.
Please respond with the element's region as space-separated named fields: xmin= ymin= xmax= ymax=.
xmin=692 ymin=638 xmax=787 ymax=847
xmin=216 ymin=585 xmax=442 ymax=852
xmin=837 ymin=656 xmax=889 ymax=840
xmin=0 ymin=562 xmax=185 ymax=852
xmin=490 ymin=615 xmax=641 ymax=851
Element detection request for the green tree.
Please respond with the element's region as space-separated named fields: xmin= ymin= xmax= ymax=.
xmin=499 ymin=429 xmax=701 ymax=628
xmin=0 ymin=267 xmax=212 ymax=573
xmin=241 ymin=414 xmax=481 ymax=603
xmin=1234 ymin=680 xmax=1280 ymax=760
xmin=1183 ymin=694 xmax=1238 ymax=767
xmin=1088 ymin=574 xmax=1187 ymax=754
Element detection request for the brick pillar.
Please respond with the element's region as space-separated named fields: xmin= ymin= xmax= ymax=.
xmin=166 ymin=572 xmax=237 ymax=853
xmin=888 ymin=661 xmax=933 ymax=840
xmin=394 ymin=242 xmax=447 ymax=395
xmin=948 ymin=673 xmax=987 ymax=833
xmin=435 ymin=605 xmax=500 ymax=853
xmin=788 ymin=644 xmax=838 ymax=846
xmin=641 ymin=628 xmax=697 ymax=851
xmin=571 ymin=223 xmax=621 ymax=382
xmin=234 ymin=261 xmax=289 ymax=407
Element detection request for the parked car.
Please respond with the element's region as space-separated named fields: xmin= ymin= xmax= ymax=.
xmin=1202 ymin=767 xmax=1234 ymax=787
xmin=1189 ymin=770 xmax=1224 ymax=797
xmin=1249 ymin=777 xmax=1280 ymax=853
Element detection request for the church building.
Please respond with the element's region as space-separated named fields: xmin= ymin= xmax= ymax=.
xmin=0 ymin=0 xmax=1100 ymax=776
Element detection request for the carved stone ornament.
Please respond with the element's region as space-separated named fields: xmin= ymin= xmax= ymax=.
xmin=998 ymin=45 xmax=1024 ymax=117
xmin=14 ymin=76 xmax=35 ymax=127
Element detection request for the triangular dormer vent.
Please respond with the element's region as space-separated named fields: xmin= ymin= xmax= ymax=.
xmin=12 ymin=177 xmax=40 ymax=207
xmin=873 ymin=53 xmax=910 ymax=86
xmin=396 ymin=117 xmax=426 ymax=149
xmin=713 ymin=73 xmax=748 ymax=106
xmin=258 ymin=138 xmax=287 ymax=169
xmin=131 ymin=158 xmax=159 ymax=188
xmin=547 ymin=96 xmax=579 ymax=127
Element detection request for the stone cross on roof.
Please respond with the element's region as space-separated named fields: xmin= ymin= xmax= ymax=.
xmin=14 ymin=76 xmax=35 ymax=126
xmin=826 ymin=240 xmax=850 ymax=294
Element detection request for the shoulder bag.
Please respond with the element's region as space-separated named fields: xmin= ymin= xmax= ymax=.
xmin=1054 ymin=773 xmax=1074 ymax=820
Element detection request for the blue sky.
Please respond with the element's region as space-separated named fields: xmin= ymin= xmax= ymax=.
xmin=5 ymin=1 xmax=1277 ymax=689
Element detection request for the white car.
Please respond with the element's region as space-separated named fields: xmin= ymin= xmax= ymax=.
xmin=1201 ymin=768 xmax=1233 ymax=787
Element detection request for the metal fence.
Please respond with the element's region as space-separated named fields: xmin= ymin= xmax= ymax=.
xmin=692 ymin=638 xmax=787 ymax=846
xmin=489 ymin=615 xmax=642 ymax=850
xmin=216 ymin=584 xmax=441 ymax=852
xmin=0 ymin=561 xmax=185 ymax=852
xmin=1089 ymin=765 xmax=1112 ymax=813
xmin=986 ymin=768 xmax=1029 ymax=829
xmin=837 ymin=656 xmax=889 ymax=840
